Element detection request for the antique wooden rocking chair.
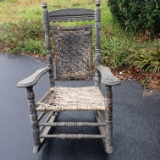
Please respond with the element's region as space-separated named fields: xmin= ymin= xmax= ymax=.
xmin=17 ymin=0 xmax=120 ymax=154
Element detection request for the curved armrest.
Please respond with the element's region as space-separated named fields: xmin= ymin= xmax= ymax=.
xmin=17 ymin=67 xmax=50 ymax=88
xmin=97 ymin=65 xmax=121 ymax=86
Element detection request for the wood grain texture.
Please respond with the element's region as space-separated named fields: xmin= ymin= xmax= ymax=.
xmin=53 ymin=26 xmax=93 ymax=81
xmin=105 ymin=86 xmax=113 ymax=153
xmin=17 ymin=67 xmax=50 ymax=88
xmin=40 ymin=134 xmax=105 ymax=139
xmin=27 ymin=87 xmax=40 ymax=153
xmin=40 ymin=112 xmax=56 ymax=144
xmin=16 ymin=1 xmax=121 ymax=154
xmin=48 ymin=8 xmax=94 ymax=22
xmin=97 ymin=65 xmax=121 ymax=86
xmin=42 ymin=3 xmax=55 ymax=87
xmin=39 ymin=122 xmax=106 ymax=127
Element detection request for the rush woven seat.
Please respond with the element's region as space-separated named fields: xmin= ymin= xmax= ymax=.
xmin=17 ymin=0 xmax=121 ymax=155
xmin=36 ymin=87 xmax=106 ymax=111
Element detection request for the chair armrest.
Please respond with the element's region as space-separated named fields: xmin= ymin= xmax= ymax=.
xmin=97 ymin=65 xmax=121 ymax=86
xmin=17 ymin=67 xmax=50 ymax=88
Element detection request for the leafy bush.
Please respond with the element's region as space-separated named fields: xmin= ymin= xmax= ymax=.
xmin=100 ymin=27 xmax=160 ymax=73
xmin=101 ymin=29 xmax=130 ymax=68
xmin=127 ymin=47 xmax=160 ymax=73
xmin=0 ymin=18 xmax=45 ymax=54
xmin=108 ymin=0 xmax=160 ymax=35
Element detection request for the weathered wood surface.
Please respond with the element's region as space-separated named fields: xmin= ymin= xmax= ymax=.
xmin=96 ymin=111 xmax=106 ymax=148
xmin=53 ymin=26 xmax=93 ymax=81
xmin=27 ymin=87 xmax=40 ymax=153
xmin=38 ymin=112 xmax=45 ymax=122
xmin=40 ymin=134 xmax=105 ymax=139
xmin=16 ymin=0 xmax=121 ymax=154
xmin=39 ymin=122 xmax=106 ymax=127
xmin=42 ymin=2 xmax=55 ymax=87
xmin=17 ymin=67 xmax=50 ymax=88
xmin=48 ymin=8 xmax=95 ymax=22
xmin=105 ymin=86 xmax=113 ymax=153
xmin=39 ymin=112 xmax=54 ymax=133
xmin=95 ymin=0 xmax=101 ymax=87
xmin=40 ymin=112 xmax=56 ymax=144
xmin=97 ymin=65 xmax=121 ymax=86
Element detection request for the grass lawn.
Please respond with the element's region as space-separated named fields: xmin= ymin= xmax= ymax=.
xmin=0 ymin=0 xmax=111 ymax=23
xmin=0 ymin=0 xmax=160 ymax=90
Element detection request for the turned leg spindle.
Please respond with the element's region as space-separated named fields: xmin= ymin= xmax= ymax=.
xmin=27 ymin=87 xmax=40 ymax=153
xmin=105 ymin=86 xmax=113 ymax=153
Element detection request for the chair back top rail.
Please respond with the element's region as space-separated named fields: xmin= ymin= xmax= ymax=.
xmin=48 ymin=8 xmax=95 ymax=22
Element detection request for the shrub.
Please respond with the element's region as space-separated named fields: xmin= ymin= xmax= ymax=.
xmin=101 ymin=29 xmax=130 ymax=68
xmin=100 ymin=27 xmax=160 ymax=73
xmin=108 ymin=0 xmax=160 ymax=35
xmin=127 ymin=47 xmax=160 ymax=73
xmin=0 ymin=18 xmax=45 ymax=54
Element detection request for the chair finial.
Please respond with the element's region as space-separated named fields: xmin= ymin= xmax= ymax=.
xmin=42 ymin=2 xmax=47 ymax=9
xmin=95 ymin=0 xmax=100 ymax=6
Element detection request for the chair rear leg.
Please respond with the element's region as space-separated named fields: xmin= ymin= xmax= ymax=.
xmin=105 ymin=86 xmax=113 ymax=153
xmin=27 ymin=87 xmax=40 ymax=153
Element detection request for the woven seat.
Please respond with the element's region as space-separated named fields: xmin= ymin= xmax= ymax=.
xmin=17 ymin=0 xmax=121 ymax=154
xmin=36 ymin=87 xmax=106 ymax=111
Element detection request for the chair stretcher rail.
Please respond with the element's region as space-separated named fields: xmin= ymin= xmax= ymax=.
xmin=39 ymin=122 xmax=106 ymax=127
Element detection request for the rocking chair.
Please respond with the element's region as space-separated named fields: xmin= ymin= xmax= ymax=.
xmin=17 ymin=0 xmax=121 ymax=154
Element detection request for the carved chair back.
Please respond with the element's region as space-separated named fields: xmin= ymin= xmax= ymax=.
xmin=42 ymin=2 xmax=101 ymax=81
xmin=53 ymin=26 xmax=93 ymax=80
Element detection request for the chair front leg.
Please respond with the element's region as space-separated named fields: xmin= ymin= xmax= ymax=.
xmin=105 ymin=86 xmax=113 ymax=153
xmin=27 ymin=86 xmax=40 ymax=153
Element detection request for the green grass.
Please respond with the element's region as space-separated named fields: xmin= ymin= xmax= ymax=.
xmin=0 ymin=0 xmax=160 ymax=89
xmin=0 ymin=0 xmax=112 ymax=55
xmin=0 ymin=0 xmax=108 ymax=22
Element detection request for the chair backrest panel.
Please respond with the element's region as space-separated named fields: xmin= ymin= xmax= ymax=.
xmin=48 ymin=8 xmax=95 ymax=22
xmin=42 ymin=2 xmax=101 ymax=82
xmin=53 ymin=26 xmax=93 ymax=81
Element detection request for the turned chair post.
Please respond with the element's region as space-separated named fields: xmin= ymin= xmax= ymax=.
xmin=27 ymin=86 xmax=40 ymax=153
xmin=105 ymin=86 xmax=113 ymax=153
xmin=95 ymin=0 xmax=101 ymax=87
xmin=42 ymin=2 xmax=54 ymax=87
xmin=95 ymin=0 xmax=113 ymax=153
